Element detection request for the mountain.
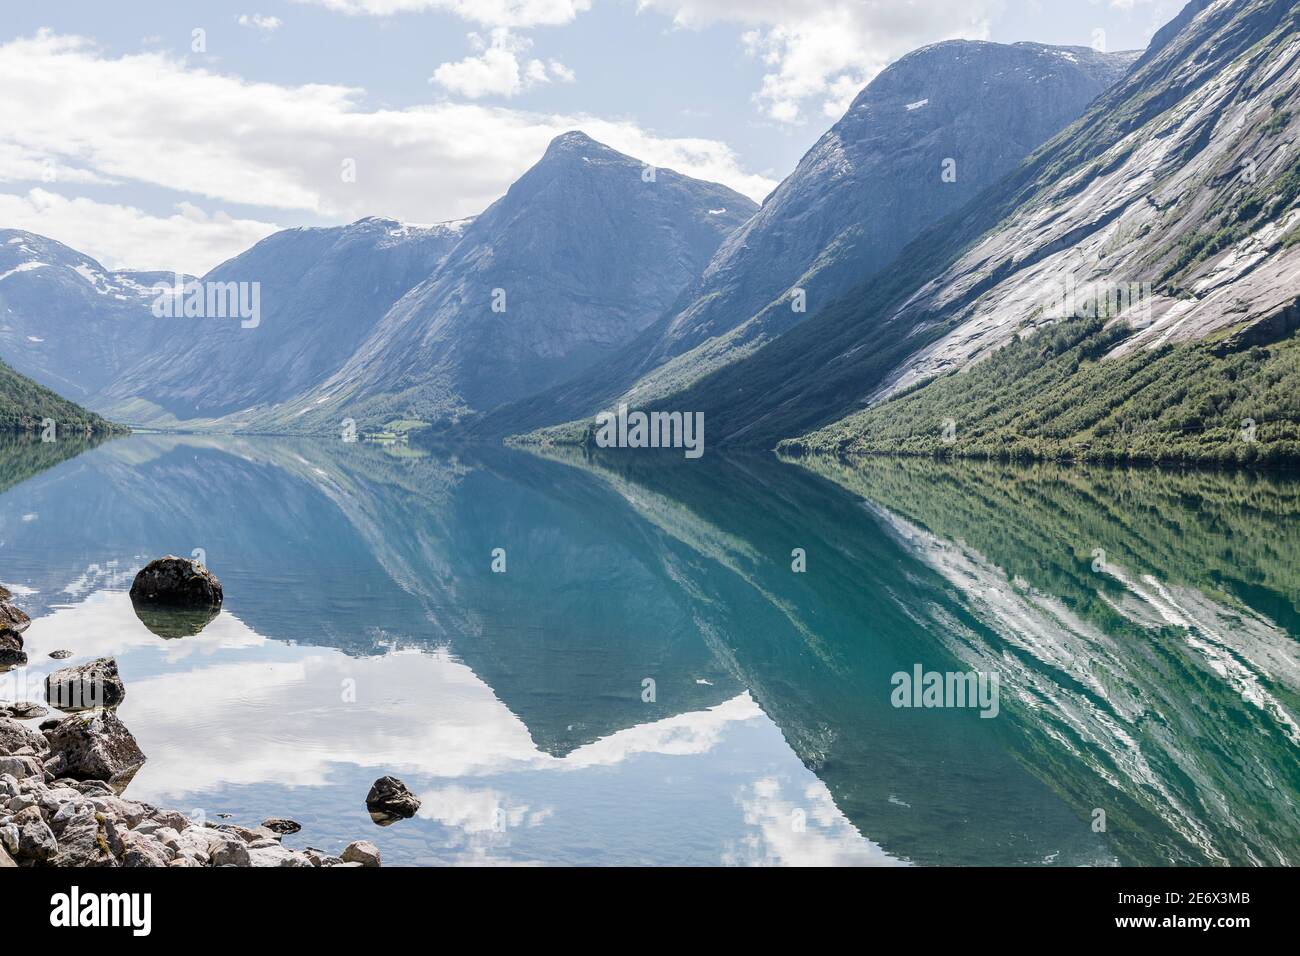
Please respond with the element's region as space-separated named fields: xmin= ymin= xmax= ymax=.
xmin=95 ymin=217 xmax=469 ymax=426
xmin=256 ymin=131 xmax=757 ymax=433
xmin=0 ymin=354 xmax=120 ymax=435
xmin=465 ymin=41 xmax=1138 ymax=439
xmin=640 ymin=0 xmax=1300 ymax=456
xmin=0 ymin=230 xmax=172 ymax=402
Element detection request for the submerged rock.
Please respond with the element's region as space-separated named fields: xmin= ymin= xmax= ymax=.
xmin=131 ymin=603 xmax=219 ymax=640
xmin=366 ymin=775 xmax=421 ymax=823
xmin=45 ymin=657 xmax=126 ymax=711
xmin=261 ymin=817 xmax=302 ymax=836
xmin=43 ymin=710 xmax=146 ymax=790
xmin=129 ymin=556 xmax=223 ymax=608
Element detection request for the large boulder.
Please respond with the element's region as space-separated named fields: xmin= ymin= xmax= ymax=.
xmin=0 ymin=602 xmax=29 ymax=633
xmin=43 ymin=711 xmax=146 ymax=790
xmin=366 ymin=775 xmax=421 ymax=822
xmin=0 ymin=717 xmax=49 ymax=757
xmin=45 ymin=657 xmax=126 ymax=711
xmin=0 ymin=628 xmax=25 ymax=668
xmin=129 ymin=556 xmax=223 ymax=608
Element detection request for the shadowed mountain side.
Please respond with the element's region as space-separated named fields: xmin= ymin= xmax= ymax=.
xmin=618 ymin=0 xmax=1300 ymax=451
xmin=457 ymin=41 xmax=1138 ymax=442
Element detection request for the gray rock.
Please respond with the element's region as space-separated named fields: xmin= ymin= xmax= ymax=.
xmin=0 ymin=603 xmax=29 ymax=633
xmin=0 ymin=755 xmax=43 ymax=780
xmin=45 ymin=657 xmax=126 ymax=711
xmin=129 ymin=556 xmax=223 ymax=608
xmin=0 ymin=701 xmax=48 ymax=720
xmin=0 ymin=628 xmax=25 ymax=667
xmin=210 ymin=838 xmax=251 ymax=867
xmin=0 ymin=716 xmax=48 ymax=757
xmin=366 ymin=775 xmax=421 ymax=822
xmin=0 ymin=842 xmax=14 ymax=867
xmin=50 ymin=812 xmax=117 ymax=867
xmin=120 ymin=832 xmax=172 ymax=868
xmin=44 ymin=711 xmax=146 ymax=788
xmin=150 ymin=808 xmax=190 ymax=831
xmin=5 ymin=805 xmax=57 ymax=863
xmin=88 ymin=795 xmax=148 ymax=827
xmin=48 ymin=650 xmax=73 ymax=660
xmin=340 ymin=840 xmax=381 ymax=867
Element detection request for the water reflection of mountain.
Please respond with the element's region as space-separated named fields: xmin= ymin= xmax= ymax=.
xmin=0 ymin=436 xmax=738 ymax=757
xmin=797 ymin=456 xmax=1300 ymax=866
xmin=527 ymin=448 xmax=1300 ymax=865
xmin=4 ymin=436 xmax=1295 ymax=864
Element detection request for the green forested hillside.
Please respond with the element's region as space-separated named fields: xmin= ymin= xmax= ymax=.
xmin=780 ymin=319 xmax=1300 ymax=468
xmin=0 ymin=357 xmax=123 ymax=435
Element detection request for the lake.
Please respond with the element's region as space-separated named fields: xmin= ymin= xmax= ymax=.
xmin=1 ymin=434 xmax=1296 ymax=866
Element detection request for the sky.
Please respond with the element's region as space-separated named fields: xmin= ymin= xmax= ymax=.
xmin=0 ymin=0 xmax=1187 ymax=275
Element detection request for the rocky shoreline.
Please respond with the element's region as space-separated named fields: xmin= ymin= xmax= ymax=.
xmin=1 ymin=557 xmax=386 ymax=869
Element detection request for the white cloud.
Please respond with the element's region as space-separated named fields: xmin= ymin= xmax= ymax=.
xmin=639 ymin=0 xmax=999 ymax=122
xmin=236 ymin=14 xmax=284 ymax=32
xmin=0 ymin=188 xmax=279 ymax=274
xmin=723 ymin=776 xmax=905 ymax=866
xmin=0 ymin=31 xmax=771 ymax=273
xmin=431 ymin=28 xmax=573 ymax=98
xmin=292 ymin=0 xmax=591 ymax=28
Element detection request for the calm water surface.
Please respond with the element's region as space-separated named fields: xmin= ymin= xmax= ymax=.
xmin=0 ymin=435 xmax=1296 ymax=866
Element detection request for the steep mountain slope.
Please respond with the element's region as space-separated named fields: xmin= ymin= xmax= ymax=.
xmin=258 ymin=131 xmax=757 ymax=433
xmin=97 ymin=217 xmax=468 ymax=425
xmin=0 ymin=355 xmax=120 ymax=434
xmin=466 ymin=41 xmax=1138 ymax=439
xmin=0 ymin=230 xmax=172 ymax=402
xmin=646 ymin=0 xmax=1300 ymax=452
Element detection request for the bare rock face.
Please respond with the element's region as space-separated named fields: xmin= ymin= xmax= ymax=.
xmin=0 ymin=628 xmax=25 ymax=668
xmin=129 ymin=556 xmax=223 ymax=608
xmin=43 ymin=711 xmax=146 ymax=790
xmin=45 ymin=658 xmax=126 ymax=712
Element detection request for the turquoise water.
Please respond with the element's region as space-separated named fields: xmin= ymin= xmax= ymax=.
xmin=1 ymin=435 xmax=1296 ymax=866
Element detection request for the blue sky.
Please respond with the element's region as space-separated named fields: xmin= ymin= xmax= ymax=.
xmin=0 ymin=0 xmax=1186 ymax=273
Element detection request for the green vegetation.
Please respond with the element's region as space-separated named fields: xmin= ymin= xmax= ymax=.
xmin=0 ymin=358 xmax=124 ymax=436
xmin=781 ymin=319 xmax=1300 ymax=468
